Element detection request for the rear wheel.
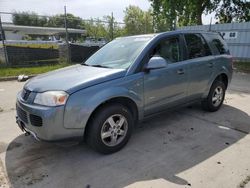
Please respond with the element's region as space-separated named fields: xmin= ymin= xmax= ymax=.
xmin=86 ymin=104 xmax=134 ymax=154
xmin=202 ymin=80 xmax=226 ymax=112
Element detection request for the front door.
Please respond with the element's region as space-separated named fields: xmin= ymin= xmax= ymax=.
xmin=143 ymin=35 xmax=188 ymax=116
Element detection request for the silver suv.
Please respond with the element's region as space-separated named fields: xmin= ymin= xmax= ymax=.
xmin=16 ymin=30 xmax=233 ymax=154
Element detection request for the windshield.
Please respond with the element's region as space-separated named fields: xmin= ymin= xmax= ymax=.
xmin=84 ymin=36 xmax=152 ymax=69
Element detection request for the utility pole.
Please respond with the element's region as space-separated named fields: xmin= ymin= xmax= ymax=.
xmin=173 ymin=18 xmax=177 ymax=31
xmin=111 ymin=12 xmax=114 ymax=40
xmin=209 ymin=17 xmax=212 ymax=31
xmin=64 ymin=5 xmax=71 ymax=63
xmin=0 ymin=15 xmax=9 ymax=65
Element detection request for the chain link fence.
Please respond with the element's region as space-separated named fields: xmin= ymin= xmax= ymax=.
xmin=0 ymin=9 xmax=125 ymax=67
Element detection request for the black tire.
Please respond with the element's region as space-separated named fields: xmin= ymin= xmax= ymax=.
xmin=202 ymin=80 xmax=226 ymax=112
xmin=86 ymin=104 xmax=134 ymax=154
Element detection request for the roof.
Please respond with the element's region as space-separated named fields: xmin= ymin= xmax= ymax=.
xmin=178 ymin=21 xmax=250 ymax=32
xmin=2 ymin=24 xmax=86 ymax=35
xmin=117 ymin=30 xmax=217 ymax=40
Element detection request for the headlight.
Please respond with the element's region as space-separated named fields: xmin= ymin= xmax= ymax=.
xmin=34 ymin=91 xmax=69 ymax=106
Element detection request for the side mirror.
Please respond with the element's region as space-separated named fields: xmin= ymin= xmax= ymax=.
xmin=145 ymin=56 xmax=167 ymax=71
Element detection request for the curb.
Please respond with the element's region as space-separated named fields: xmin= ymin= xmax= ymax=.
xmin=0 ymin=75 xmax=36 ymax=82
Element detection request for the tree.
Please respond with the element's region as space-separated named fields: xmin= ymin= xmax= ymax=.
xmin=123 ymin=5 xmax=153 ymax=35
xmin=12 ymin=12 xmax=85 ymax=41
xmin=12 ymin=11 xmax=47 ymax=26
xmin=12 ymin=11 xmax=125 ymax=41
xmin=46 ymin=14 xmax=84 ymax=29
xmin=84 ymin=18 xmax=108 ymax=39
xmin=83 ymin=15 xmax=125 ymax=41
xmin=150 ymin=0 xmax=219 ymax=30
xmin=150 ymin=0 xmax=250 ymax=30
xmin=215 ymin=0 xmax=250 ymax=23
xmin=13 ymin=12 xmax=84 ymax=29
xmin=150 ymin=0 xmax=180 ymax=31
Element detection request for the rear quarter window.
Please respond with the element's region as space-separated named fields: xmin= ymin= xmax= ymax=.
xmin=207 ymin=33 xmax=230 ymax=55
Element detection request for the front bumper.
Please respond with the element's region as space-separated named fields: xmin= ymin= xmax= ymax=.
xmin=16 ymin=116 xmax=40 ymax=141
xmin=16 ymin=92 xmax=84 ymax=141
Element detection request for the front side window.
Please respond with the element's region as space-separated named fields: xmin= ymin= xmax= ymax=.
xmin=184 ymin=34 xmax=211 ymax=59
xmin=153 ymin=37 xmax=181 ymax=63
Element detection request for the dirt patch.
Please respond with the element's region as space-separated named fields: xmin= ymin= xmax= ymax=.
xmin=0 ymin=143 xmax=7 ymax=154
xmin=238 ymin=175 xmax=250 ymax=188
xmin=0 ymin=160 xmax=9 ymax=188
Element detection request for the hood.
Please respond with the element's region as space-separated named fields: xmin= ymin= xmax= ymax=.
xmin=24 ymin=64 xmax=126 ymax=94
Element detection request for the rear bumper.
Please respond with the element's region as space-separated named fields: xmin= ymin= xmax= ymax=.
xmin=16 ymin=91 xmax=84 ymax=141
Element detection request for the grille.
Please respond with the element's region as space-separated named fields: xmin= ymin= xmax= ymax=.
xmin=21 ymin=89 xmax=31 ymax=101
xmin=30 ymin=114 xmax=43 ymax=127
xmin=17 ymin=106 xmax=28 ymax=123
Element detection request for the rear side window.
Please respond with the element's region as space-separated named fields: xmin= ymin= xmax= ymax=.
xmin=184 ymin=34 xmax=212 ymax=59
xmin=208 ymin=34 xmax=229 ymax=55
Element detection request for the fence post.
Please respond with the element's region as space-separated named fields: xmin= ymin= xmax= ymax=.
xmin=64 ymin=5 xmax=71 ymax=64
xmin=0 ymin=14 xmax=9 ymax=66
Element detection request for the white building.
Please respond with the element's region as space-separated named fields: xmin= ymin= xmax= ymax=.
xmin=1 ymin=23 xmax=86 ymax=41
xmin=179 ymin=22 xmax=250 ymax=61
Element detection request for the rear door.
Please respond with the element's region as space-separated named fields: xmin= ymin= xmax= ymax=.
xmin=183 ymin=33 xmax=215 ymax=100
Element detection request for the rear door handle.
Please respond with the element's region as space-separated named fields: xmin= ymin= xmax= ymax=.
xmin=208 ymin=62 xmax=214 ymax=68
xmin=177 ymin=69 xmax=184 ymax=75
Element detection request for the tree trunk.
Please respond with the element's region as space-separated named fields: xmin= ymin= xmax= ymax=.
xmin=196 ymin=2 xmax=203 ymax=25
xmin=197 ymin=13 xmax=203 ymax=25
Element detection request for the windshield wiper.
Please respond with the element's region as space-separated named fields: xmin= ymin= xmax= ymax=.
xmin=81 ymin=63 xmax=90 ymax=66
xmin=81 ymin=63 xmax=110 ymax=68
xmin=90 ymin=64 xmax=110 ymax=68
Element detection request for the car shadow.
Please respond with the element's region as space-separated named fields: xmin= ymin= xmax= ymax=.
xmin=4 ymin=104 xmax=250 ymax=188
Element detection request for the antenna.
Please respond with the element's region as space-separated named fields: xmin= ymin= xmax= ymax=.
xmin=209 ymin=17 xmax=212 ymax=31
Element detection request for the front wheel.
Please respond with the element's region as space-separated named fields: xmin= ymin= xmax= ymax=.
xmin=86 ymin=104 xmax=134 ymax=154
xmin=202 ymin=80 xmax=226 ymax=112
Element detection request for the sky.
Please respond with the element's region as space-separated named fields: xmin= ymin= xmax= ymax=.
xmin=0 ymin=0 xmax=214 ymax=24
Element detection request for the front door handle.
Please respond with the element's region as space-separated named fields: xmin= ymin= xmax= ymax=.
xmin=177 ymin=69 xmax=184 ymax=75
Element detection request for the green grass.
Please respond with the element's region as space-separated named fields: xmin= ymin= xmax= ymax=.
xmin=1 ymin=61 xmax=249 ymax=78
xmin=234 ymin=61 xmax=250 ymax=73
xmin=0 ymin=63 xmax=71 ymax=77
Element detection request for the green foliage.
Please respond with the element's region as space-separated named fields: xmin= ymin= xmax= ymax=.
xmin=46 ymin=13 xmax=84 ymax=29
xmin=10 ymin=1 xmax=250 ymax=40
xmin=84 ymin=18 xmax=108 ymax=40
xmin=12 ymin=11 xmax=125 ymax=41
xmin=123 ymin=5 xmax=153 ymax=35
xmin=150 ymin=0 xmax=177 ymax=31
xmin=234 ymin=61 xmax=250 ymax=73
xmin=215 ymin=0 xmax=250 ymax=23
xmin=150 ymin=0 xmax=250 ymax=30
xmin=12 ymin=12 xmax=85 ymax=41
xmin=83 ymin=16 xmax=125 ymax=41
xmin=12 ymin=11 xmax=47 ymax=26
xmin=12 ymin=12 xmax=84 ymax=29
xmin=150 ymin=0 xmax=218 ymax=31
xmin=0 ymin=63 xmax=70 ymax=77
